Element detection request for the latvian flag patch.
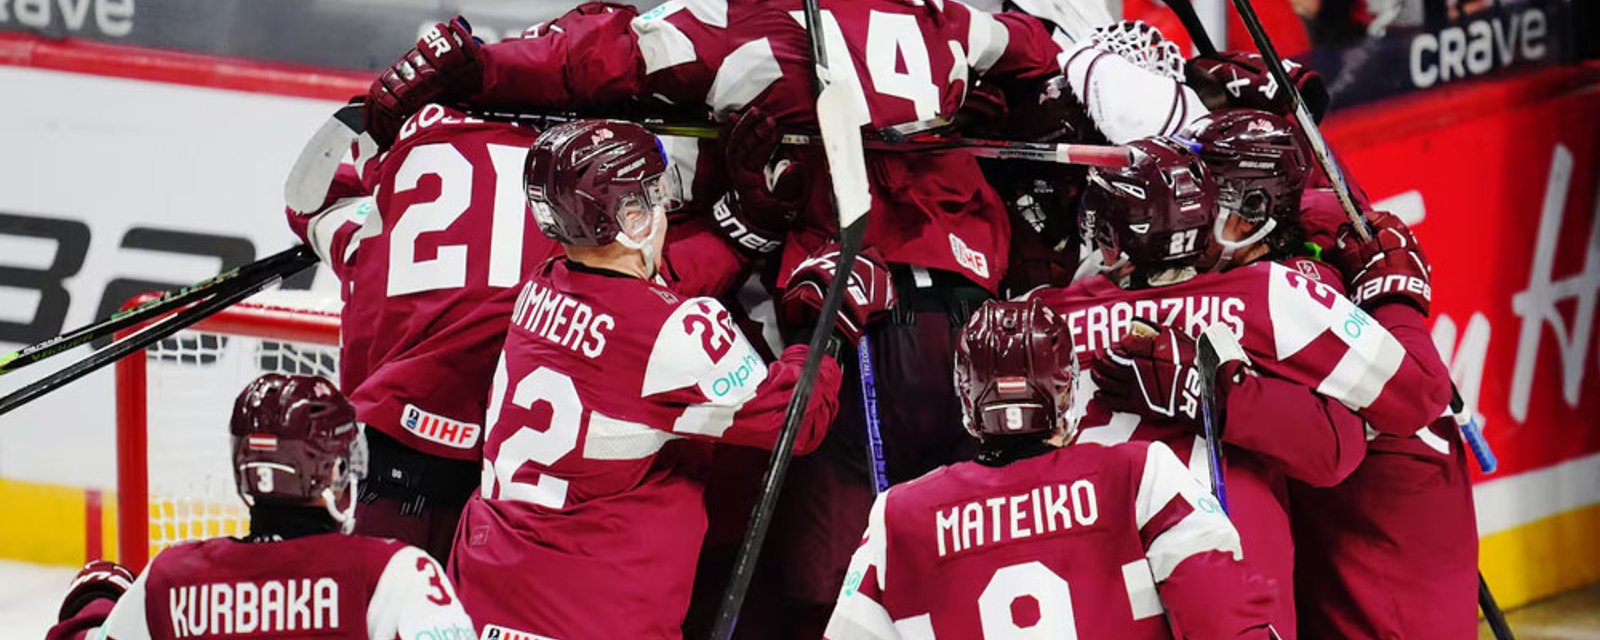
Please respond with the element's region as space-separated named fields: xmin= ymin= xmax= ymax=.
xmin=246 ymin=434 xmax=278 ymax=451
xmin=402 ymin=404 xmax=481 ymax=450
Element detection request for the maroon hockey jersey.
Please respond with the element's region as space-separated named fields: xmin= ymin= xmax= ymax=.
xmin=1028 ymin=257 xmax=1453 ymax=637
xmin=470 ymin=0 xmax=1068 ymax=292
xmin=95 ymin=534 xmax=473 ymax=639
xmin=448 ymin=259 xmax=841 ymax=639
xmin=291 ymin=106 xmax=564 ymax=461
xmin=825 ymin=440 xmax=1276 ymax=639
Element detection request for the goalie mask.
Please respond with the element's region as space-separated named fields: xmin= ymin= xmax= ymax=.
xmin=1083 ymin=137 xmax=1218 ymax=287
xmin=1180 ymin=109 xmax=1309 ymax=267
xmin=230 ymin=374 xmax=365 ymax=530
xmin=524 ymin=119 xmax=678 ymax=271
xmin=955 ymin=299 xmax=1080 ymax=441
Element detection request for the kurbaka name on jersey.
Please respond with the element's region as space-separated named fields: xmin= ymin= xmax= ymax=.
xmin=511 ymin=279 xmax=614 ymax=358
xmin=167 ymin=577 xmax=340 ymax=637
xmin=935 ymin=479 xmax=1100 ymax=558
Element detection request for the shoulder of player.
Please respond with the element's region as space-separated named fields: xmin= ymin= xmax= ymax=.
xmin=1052 ymin=440 xmax=1156 ymax=478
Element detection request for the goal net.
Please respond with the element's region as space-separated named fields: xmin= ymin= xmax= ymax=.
xmin=115 ymin=289 xmax=340 ymax=571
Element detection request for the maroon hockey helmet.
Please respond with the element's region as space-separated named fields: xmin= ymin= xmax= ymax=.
xmin=524 ymin=118 xmax=676 ymax=247
xmin=230 ymin=374 xmax=364 ymax=522
xmin=1180 ymin=109 xmax=1309 ymax=258
xmin=1083 ymin=137 xmax=1218 ymax=281
xmin=955 ymin=299 xmax=1080 ymax=440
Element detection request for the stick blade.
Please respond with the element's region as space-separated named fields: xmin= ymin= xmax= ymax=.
xmin=814 ymin=65 xmax=872 ymax=228
xmin=285 ymin=103 xmax=364 ymax=215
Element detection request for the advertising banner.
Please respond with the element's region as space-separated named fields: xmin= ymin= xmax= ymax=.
xmin=1326 ymin=67 xmax=1600 ymax=606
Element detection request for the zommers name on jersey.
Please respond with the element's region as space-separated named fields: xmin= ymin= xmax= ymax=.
xmin=167 ymin=577 xmax=339 ymax=637
xmin=511 ymin=279 xmax=615 ymax=358
xmin=1066 ymin=296 xmax=1246 ymax=354
xmin=936 ymin=480 xmax=1100 ymax=558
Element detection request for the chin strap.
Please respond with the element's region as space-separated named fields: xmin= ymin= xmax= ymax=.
xmin=1210 ymin=209 xmax=1276 ymax=271
xmin=614 ymin=207 xmax=667 ymax=278
xmin=323 ymin=486 xmax=358 ymax=534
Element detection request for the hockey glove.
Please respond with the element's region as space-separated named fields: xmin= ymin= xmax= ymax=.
xmin=713 ymin=107 xmax=806 ymax=256
xmin=1185 ymin=51 xmax=1329 ymax=123
xmin=1330 ymin=211 xmax=1433 ymax=315
xmin=780 ymin=244 xmax=896 ymax=346
xmin=57 ymin=560 xmax=134 ymax=622
xmin=364 ymin=16 xmax=485 ymax=147
xmin=1092 ymin=320 xmax=1207 ymax=424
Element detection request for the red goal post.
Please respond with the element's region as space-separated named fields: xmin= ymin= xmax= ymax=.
xmin=115 ymin=290 xmax=340 ymax=571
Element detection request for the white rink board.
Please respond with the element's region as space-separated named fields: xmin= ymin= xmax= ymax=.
xmin=0 ymin=67 xmax=342 ymax=488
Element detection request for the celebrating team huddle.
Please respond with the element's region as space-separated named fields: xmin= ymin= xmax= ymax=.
xmin=47 ymin=1 xmax=1478 ymax=639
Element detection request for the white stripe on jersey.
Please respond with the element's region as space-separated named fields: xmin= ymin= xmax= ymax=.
xmin=682 ymin=0 xmax=729 ymax=27
xmin=1319 ymin=332 xmax=1404 ymax=410
xmin=893 ymin=613 xmax=936 ymax=639
xmin=368 ymin=546 xmax=476 ymax=640
xmin=1135 ymin=442 xmax=1243 ymax=582
xmin=672 ymin=403 xmax=739 ymax=438
xmin=1121 ymin=558 xmax=1166 ymax=620
xmin=1265 ymin=262 xmax=1408 ymax=410
xmin=963 ymin=5 xmax=1011 ymax=74
xmin=585 ymin=410 xmax=679 ymax=460
xmin=633 ymin=6 xmax=698 ymax=74
xmin=707 ymin=37 xmax=784 ymax=114
xmin=827 ymin=493 xmax=897 ymax=640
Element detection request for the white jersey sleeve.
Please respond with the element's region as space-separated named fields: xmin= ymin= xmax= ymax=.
xmin=365 ymin=546 xmax=476 ymax=640
xmin=1133 ymin=441 xmax=1243 ymax=582
xmin=642 ymin=296 xmax=770 ymax=438
xmin=94 ymin=567 xmax=152 ymax=640
xmin=825 ymin=492 xmax=902 ymax=640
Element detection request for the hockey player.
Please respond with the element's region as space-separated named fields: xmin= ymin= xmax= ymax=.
xmin=1029 ymin=129 xmax=1446 ymax=637
xmin=1154 ymin=106 xmax=1472 ymax=637
xmin=446 ymin=119 xmax=891 ymax=639
xmin=90 ymin=373 xmax=476 ymax=639
xmin=825 ymin=298 xmax=1278 ymax=639
xmin=1293 ymin=161 xmax=1479 ymax=640
xmin=286 ymin=102 xmax=564 ymax=561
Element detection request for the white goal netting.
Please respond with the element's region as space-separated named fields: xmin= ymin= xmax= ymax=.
xmin=121 ymin=289 xmax=340 ymax=563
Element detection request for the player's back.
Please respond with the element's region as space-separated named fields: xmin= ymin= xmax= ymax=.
xmin=1030 ymin=258 xmax=1444 ymax=453
xmin=858 ymin=441 xmax=1198 ymax=639
xmin=339 ymin=106 xmax=563 ymax=460
xmin=122 ymin=534 xmax=469 ymax=640
xmin=456 ymin=258 xmax=776 ymax=638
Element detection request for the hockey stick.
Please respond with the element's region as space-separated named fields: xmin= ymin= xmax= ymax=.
xmin=709 ymin=0 xmax=875 ymax=634
xmin=1481 ymin=573 xmax=1516 ymax=640
xmin=472 ymin=110 xmax=1133 ymax=168
xmin=1192 ymin=323 xmax=1235 ymax=513
xmin=1160 ymin=0 xmax=1220 ymax=56
xmin=0 ymin=246 xmax=314 ymax=376
xmin=858 ymin=335 xmax=889 ymax=493
xmin=0 ymin=246 xmax=318 ymax=417
xmin=1226 ymin=3 xmax=1512 ymax=634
